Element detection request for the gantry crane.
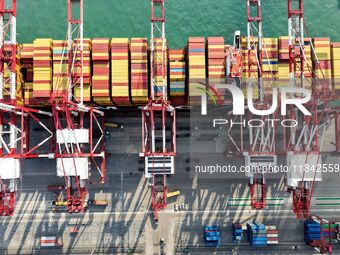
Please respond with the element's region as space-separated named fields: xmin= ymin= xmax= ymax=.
xmin=50 ymin=0 xmax=106 ymax=213
xmin=0 ymin=0 xmax=53 ymax=215
xmin=285 ymin=0 xmax=331 ymax=219
xmin=244 ymin=0 xmax=278 ymax=210
xmin=140 ymin=0 xmax=176 ymax=223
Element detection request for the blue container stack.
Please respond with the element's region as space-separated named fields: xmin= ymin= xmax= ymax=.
xmin=247 ymin=222 xmax=267 ymax=247
xmin=233 ymin=223 xmax=243 ymax=243
xmin=204 ymin=226 xmax=221 ymax=247
xmin=304 ymin=219 xmax=321 ymax=245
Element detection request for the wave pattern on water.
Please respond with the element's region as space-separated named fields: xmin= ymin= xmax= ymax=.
xmin=17 ymin=0 xmax=340 ymax=48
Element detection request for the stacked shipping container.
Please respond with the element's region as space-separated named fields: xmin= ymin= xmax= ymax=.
xmin=188 ymin=37 xmax=206 ymax=105
xmin=304 ymin=219 xmax=321 ymax=245
xmin=204 ymin=226 xmax=221 ymax=247
xmin=111 ymin=38 xmax=130 ymax=105
xmin=33 ymin=39 xmax=52 ymax=99
xmin=266 ymin=225 xmax=279 ymax=245
xmin=207 ymin=37 xmax=225 ymax=79
xmin=169 ymin=49 xmax=186 ymax=104
xmin=52 ymin=40 xmax=68 ymax=98
xmin=74 ymin=39 xmax=92 ymax=102
xmin=207 ymin=37 xmax=225 ymax=102
xmin=130 ymin=38 xmax=148 ymax=104
xmin=233 ymin=223 xmax=243 ymax=244
xmin=278 ymin=36 xmax=289 ymax=60
xmin=92 ymin=38 xmax=111 ymax=105
xmin=17 ymin=36 xmax=340 ymax=108
xmin=304 ymin=219 xmax=337 ymax=246
xmin=278 ymin=36 xmax=290 ymax=87
xmin=247 ymin=222 xmax=267 ymax=247
xmin=331 ymin=42 xmax=340 ymax=91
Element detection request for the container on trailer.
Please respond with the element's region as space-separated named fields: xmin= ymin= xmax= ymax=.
xmin=40 ymin=236 xmax=63 ymax=248
xmin=47 ymin=185 xmax=64 ymax=191
xmin=89 ymin=200 xmax=108 ymax=206
xmin=166 ymin=190 xmax=181 ymax=198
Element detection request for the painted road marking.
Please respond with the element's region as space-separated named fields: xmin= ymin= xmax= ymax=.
xmin=228 ymin=203 xmax=283 ymax=207
xmin=314 ymin=197 xmax=340 ymax=207
xmin=316 ymin=203 xmax=340 ymax=206
xmin=228 ymin=197 xmax=284 ymax=207
xmin=229 ymin=198 xmax=284 ymax=201
xmin=316 ymin=197 xmax=340 ymax=200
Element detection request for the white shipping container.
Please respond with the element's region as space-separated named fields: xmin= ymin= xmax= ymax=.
xmin=266 ymin=225 xmax=277 ymax=230
xmin=268 ymin=240 xmax=279 ymax=244
xmin=40 ymin=236 xmax=57 ymax=247
xmin=267 ymin=234 xmax=279 ymax=238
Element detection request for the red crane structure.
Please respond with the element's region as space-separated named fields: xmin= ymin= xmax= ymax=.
xmin=246 ymin=0 xmax=263 ymax=99
xmin=285 ymin=0 xmax=331 ymax=219
xmin=141 ymin=0 xmax=176 ymax=223
xmin=0 ymin=0 xmax=53 ymax=215
xmin=50 ymin=0 xmax=106 ymax=213
xmin=244 ymin=0 xmax=277 ymax=210
xmin=308 ymin=216 xmax=334 ymax=254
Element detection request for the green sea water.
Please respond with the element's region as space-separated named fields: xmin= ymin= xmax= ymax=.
xmin=17 ymin=0 xmax=340 ymax=48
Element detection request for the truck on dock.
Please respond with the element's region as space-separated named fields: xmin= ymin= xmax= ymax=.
xmin=53 ymin=200 xmax=68 ymax=207
xmin=105 ymin=122 xmax=123 ymax=129
xmin=166 ymin=190 xmax=180 ymax=199
xmin=47 ymin=185 xmax=64 ymax=191
xmin=88 ymin=200 xmax=109 ymax=206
